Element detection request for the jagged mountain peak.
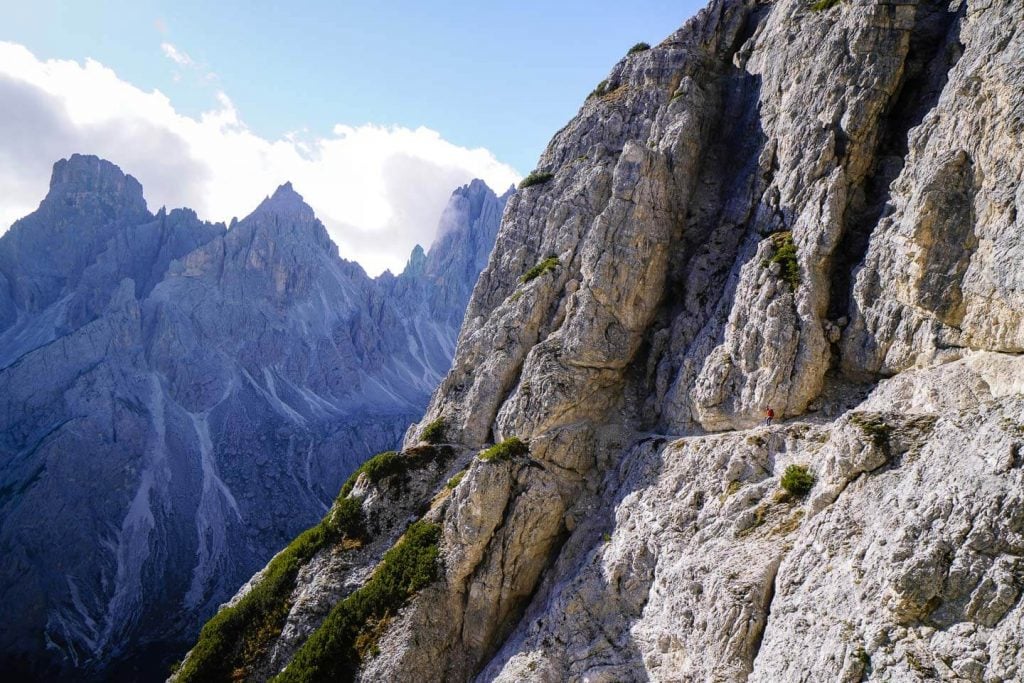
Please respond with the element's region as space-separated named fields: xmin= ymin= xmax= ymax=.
xmin=48 ymin=153 xmax=143 ymax=197
xmin=0 ymin=155 xmax=154 ymax=318
xmin=0 ymin=156 xmax=505 ymax=679
xmin=433 ymin=179 xmax=503 ymax=242
xmin=249 ymin=181 xmax=316 ymax=223
xmin=39 ymin=154 xmax=150 ymax=224
xmin=224 ymin=181 xmax=336 ymax=262
xmin=457 ymin=177 xmax=493 ymax=198
xmin=403 ymin=243 xmax=427 ymax=276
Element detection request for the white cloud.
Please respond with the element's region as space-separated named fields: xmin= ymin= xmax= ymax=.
xmin=0 ymin=41 xmax=521 ymax=275
xmin=160 ymin=42 xmax=193 ymax=67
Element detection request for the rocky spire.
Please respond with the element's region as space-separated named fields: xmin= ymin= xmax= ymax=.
xmin=0 ymin=154 xmax=152 ymax=317
xmin=45 ymin=154 xmax=147 ymax=212
xmin=250 ymin=181 xmax=316 ymax=223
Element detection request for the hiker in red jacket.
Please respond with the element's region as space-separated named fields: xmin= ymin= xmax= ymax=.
xmin=764 ymin=407 xmax=775 ymax=426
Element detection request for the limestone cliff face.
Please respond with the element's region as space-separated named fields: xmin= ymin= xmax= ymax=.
xmin=0 ymin=156 xmax=506 ymax=679
xmin=181 ymin=0 xmax=1023 ymax=681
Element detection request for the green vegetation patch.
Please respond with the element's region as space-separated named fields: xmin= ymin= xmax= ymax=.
xmin=420 ymin=417 xmax=446 ymax=445
xmin=273 ymin=521 xmax=442 ymax=682
xmin=338 ymin=446 xmax=452 ymax=500
xmin=590 ymin=79 xmax=611 ymax=99
xmin=628 ymin=42 xmax=651 ymax=55
xmin=780 ymin=464 xmax=816 ymax=497
xmin=446 ymin=470 xmax=466 ymax=490
xmin=176 ymin=497 xmax=366 ymax=682
xmin=767 ymin=231 xmax=801 ymax=289
xmin=810 ymin=0 xmax=842 ymax=10
xmin=479 ymin=436 xmax=530 ymax=462
xmin=520 ymin=256 xmax=560 ymax=284
xmin=518 ymin=170 xmax=554 ymax=189
xmin=338 ymin=451 xmax=401 ymax=499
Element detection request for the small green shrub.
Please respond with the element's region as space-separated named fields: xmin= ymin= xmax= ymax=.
xmin=810 ymin=0 xmax=842 ymax=10
xmin=338 ymin=446 xmax=452 ymax=500
xmin=768 ymin=231 xmax=801 ymax=289
xmin=332 ymin=496 xmax=367 ymax=536
xmin=589 ymin=79 xmax=610 ymax=99
xmin=177 ymin=497 xmax=365 ymax=682
xmin=628 ymin=42 xmax=651 ymax=55
xmin=273 ymin=521 xmax=441 ymax=682
xmin=338 ymin=451 xmax=400 ymax=499
xmin=446 ymin=471 xmax=466 ymax=490
xmin=519 ymin=170 xmax=554 ymax=189
xmin=420 ymin=418 xmax=446 ymax=445
xmin=780 ymin=464 xmax=816 ymax=497
xmin=479 ymin=437 xmax=529 ymax=462
xmin=520 ymin=256 xmax=560 ymax=284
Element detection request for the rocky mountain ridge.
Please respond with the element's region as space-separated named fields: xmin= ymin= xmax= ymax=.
xmin=177 ymin=0 xmax=1024 ymax=680
xmin=0 ymin=155 xmax=508 ymax=679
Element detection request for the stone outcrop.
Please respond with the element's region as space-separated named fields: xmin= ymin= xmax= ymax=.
xmin=0 ymin=155 xmax=507 ymax=680
xmin=182 ymin=0 xmax=1024 ymax=681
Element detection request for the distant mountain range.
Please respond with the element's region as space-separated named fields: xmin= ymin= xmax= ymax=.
xmin=0 ymin=154 xmax=509 ymax=679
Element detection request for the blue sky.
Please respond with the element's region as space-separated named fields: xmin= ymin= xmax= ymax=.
xmin=1 ymin=0 xmax=707 ymax=273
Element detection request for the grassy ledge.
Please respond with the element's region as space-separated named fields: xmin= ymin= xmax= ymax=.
xmin=810 ymin=0 xmax=842 ymax=11
xmin=446 ymin=470 xmax=466 ymax=490
xmin=337 ymin=446 xmax=452 ymax=500
xmin=520 ymin=256 xmax=560 ymax=284
xmin=175 ymin=497 xmax=365 ymax=682
xmin=479 ymin=437 xmax=530 ymax=462
xmin=272 ymin=521 xmax=442 ymax=682
xmin=518 ymin=170 xmax=554 ymax=189
xmin=420 ymin=418 xmax=446 ymax=445
xmin=767 ymin=231 xmax=800 ymax=289
xmin=627 ymin=42 xmax=650 ymax=55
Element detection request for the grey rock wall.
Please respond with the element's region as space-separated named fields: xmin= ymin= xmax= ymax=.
xmin=209 ymin=0 xmax=1024 ymax=681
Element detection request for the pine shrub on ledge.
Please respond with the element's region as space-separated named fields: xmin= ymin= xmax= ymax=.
xmin=781 ymin=464 xmax=816 ymax=497
xmin=175 ymin=497 xmax=366 ymax=682
xmin=519 ymin=170 xmax=554 ymax=189
xmin=272 ymin=520 xmax=442 ymax=682
xmin=420 ymin=417 xmax=446 ymax=445
xmin=520 ymin=256 xmax=560 ymax=284
xmin=479 ymin=436 xmax=529 ymax=462
xmin=768 ymin=231 xmax=801 ymax=289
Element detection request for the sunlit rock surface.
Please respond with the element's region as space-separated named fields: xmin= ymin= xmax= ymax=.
xmin=203 ymin=0 xmax=1024 ymax=680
